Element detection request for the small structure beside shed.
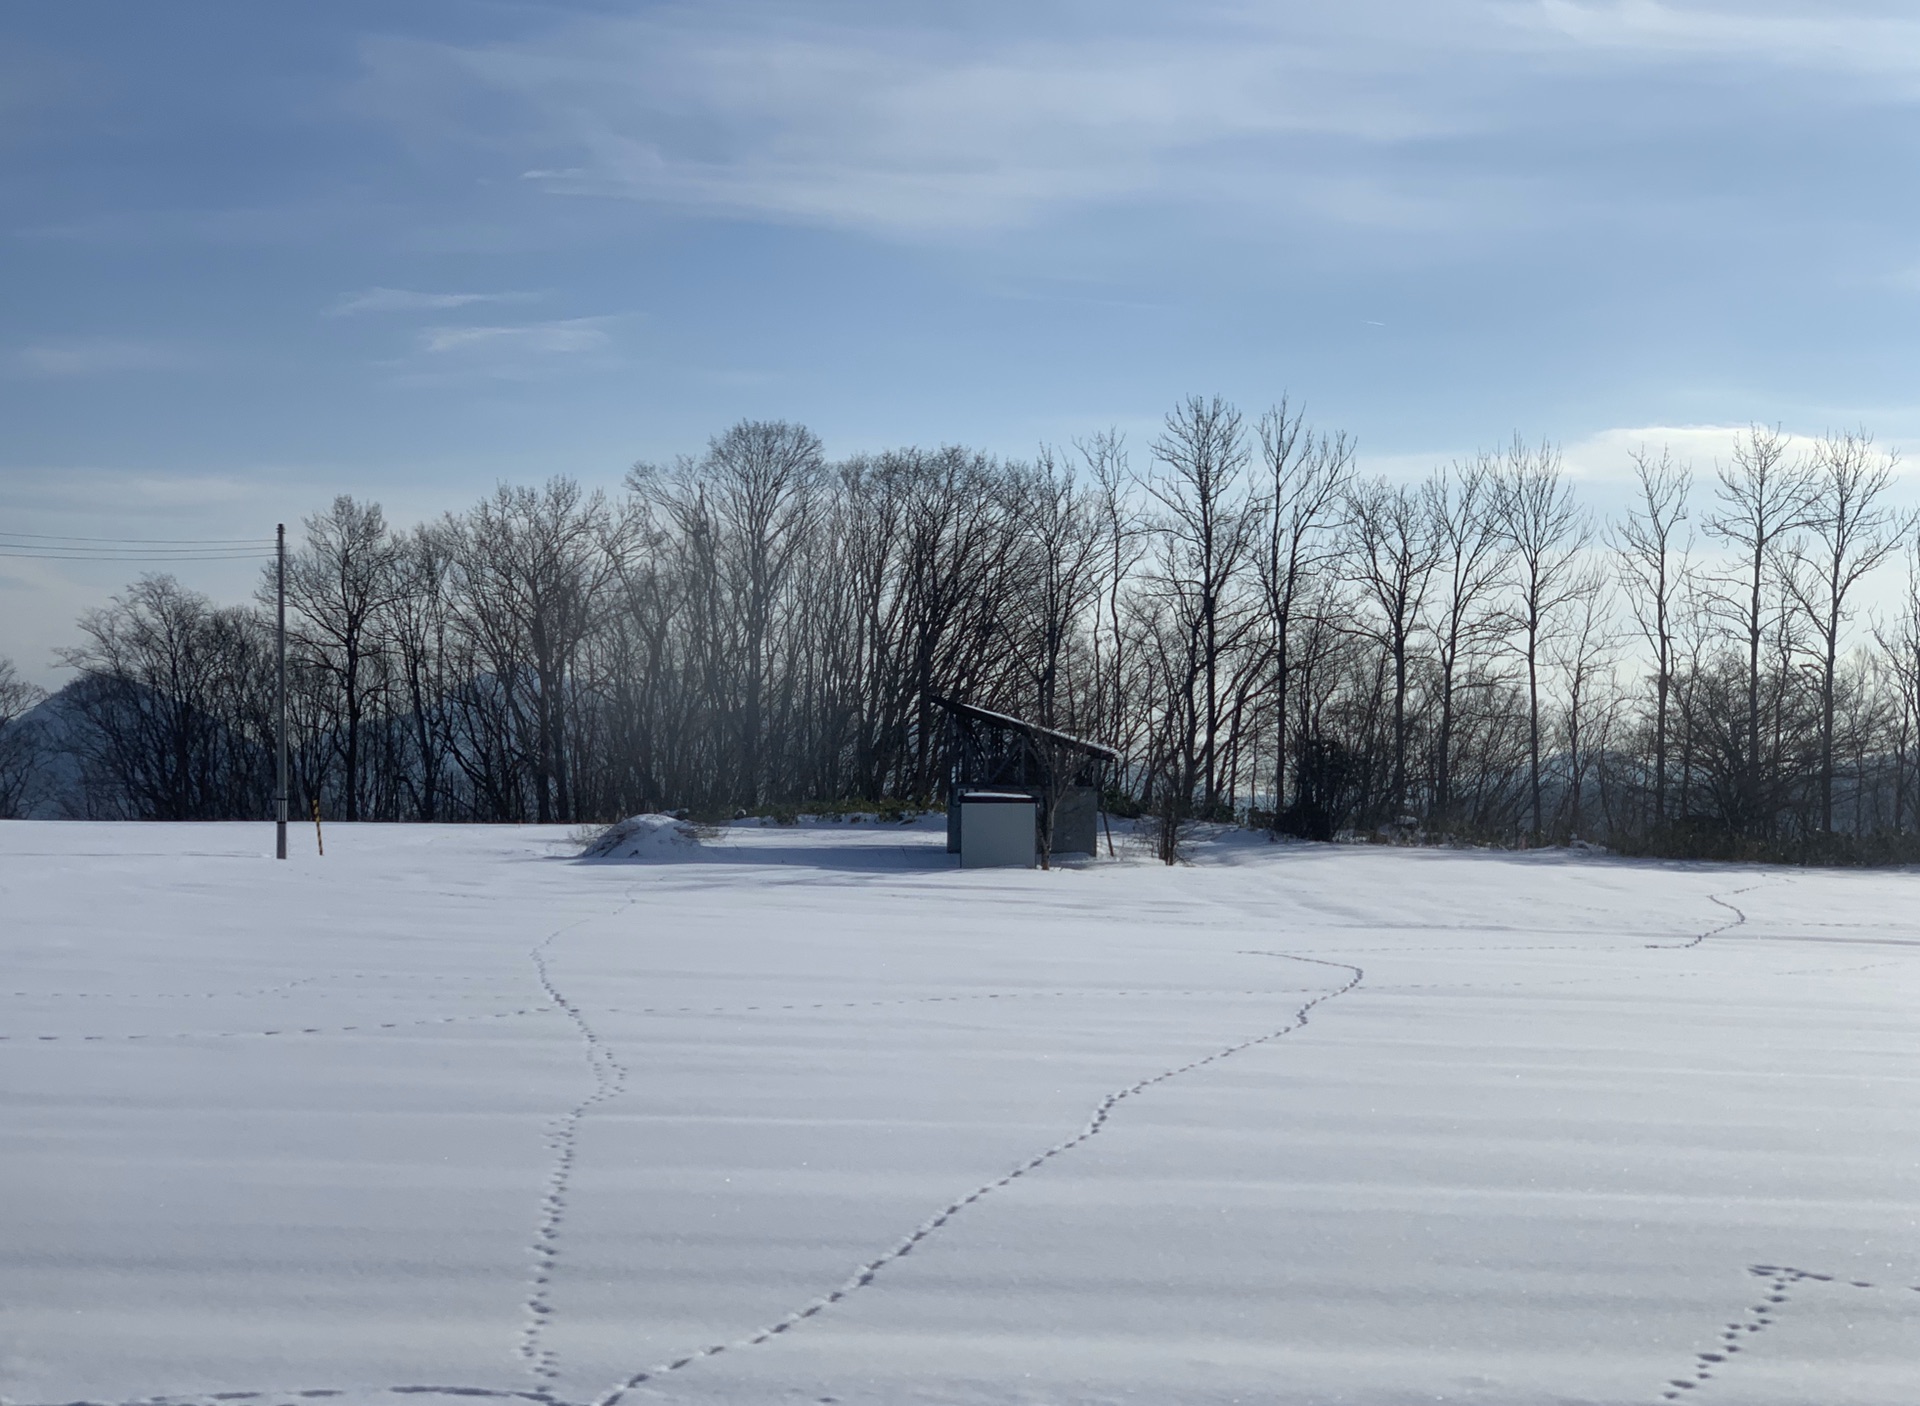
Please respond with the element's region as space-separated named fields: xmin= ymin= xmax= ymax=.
xmin=958 ymin=791 xmax=1039 ymax=869
xmin=932 ymin=695 xmax=1119 ymax=865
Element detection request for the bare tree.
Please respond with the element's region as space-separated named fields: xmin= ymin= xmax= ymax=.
xmin=1874 ymin=543 xmax=1920 ymax=833
xmin=0 ymin=657 xmax=48 ymax=818
xmin=1702 ymin=425 xmax=1815 ymax=837
xmin=1076 ymin=429 xmax=1145 ymax=760
xmin=381 ymin=524 xmax=458 ymax=821
xmin=1342 ymin=476 xmax=1440 ymax=823
xmin=635 ymin=421 xmax=825 ymax=808
xmin=1255 ymin=399 xmax=1352 ymax=826
xmin=1668 ymin=568 xmax=1720 ymax=825
xmin=896 ymin=448 xmax=1024 ymax=798
xmin=1550 ymin=564 xmax=1619 ymax=840
xmin=1493 ymin=438 xmax=1590 ymax=840
xmin=455 ymin=479 xmax=622 ymax=824
xmin=1423 ymin=456 xmax=1509 ymax=829
xmin=1133 ymin=590 xmax=1200 ymax=863
xmin=60 ymin=577 xmax=274 ymax=821
xmin=270 ymin=496 xmax=401 ymax=822
xmin=1012 ymin=450 xmax=1102 ymax=732
xmin=1143 ymin=395 xmax=1259 ymax=827
xmin=1785 ymin=430 xmax=1903 ymax=833
xmin=1610 ymin=447 xmax=1692 ymax=829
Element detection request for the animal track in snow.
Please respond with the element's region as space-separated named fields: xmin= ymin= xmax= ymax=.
xmin=594 ymin=986 xmax=1317 ymax=1020
xmin=590 ymin=949 xmax=1364 ymax=1406
xmin=1371 ymin=957 xmax=1898 ymax=994
xmin=1645 ymin=881 xmax=1773 ymax=951
xmin=0 ymin=1007 xmax=555 ymax=1044
xmin=4 ymin=976 xmax=320 ymax=1001
xmin=1657 ymin=1263 xmax=1920 ymax=1400
xmin=516 ymin=893 xmax=643 ymax=1387
xmin=27 ymin=1387 xmax=565 ymax=1406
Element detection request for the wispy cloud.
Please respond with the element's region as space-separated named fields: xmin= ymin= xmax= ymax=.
xmin=1532 ymin=1 xmax=1920 ymax=81
xmin=376 ymin=316 xmax=620 ymax=383
xmin=353 ymin=6 xmax=1498 ymax=238
xmin=327 ymin=286 xmax=538 ymax=317
xmin=12 ymin=338 xmax=194 ymax=376
xmin=348 ymin=2 xmax=1920 ymax=247
xmin=416 ymin=317 xmax=610 ymax=357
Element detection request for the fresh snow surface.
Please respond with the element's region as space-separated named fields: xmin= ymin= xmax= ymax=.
xmin=1 ymin=820 xmax=1916 ymax=1406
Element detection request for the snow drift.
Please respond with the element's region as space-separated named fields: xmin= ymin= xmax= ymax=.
xmin=580 ymin=813 xmax=700 ymax=860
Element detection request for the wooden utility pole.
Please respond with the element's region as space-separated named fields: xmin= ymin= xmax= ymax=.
xmin=276 ymin=522 xmax=288 ymax=860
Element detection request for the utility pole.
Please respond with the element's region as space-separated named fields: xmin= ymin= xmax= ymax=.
xmin=276 ymin=523 xmax=288 ymax=860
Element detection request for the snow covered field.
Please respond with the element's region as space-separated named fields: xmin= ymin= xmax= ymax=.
xmin=2 ymin=820 xmax=1916 ymax=1406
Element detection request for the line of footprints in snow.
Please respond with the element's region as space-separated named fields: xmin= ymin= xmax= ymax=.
xmin=1661 ymin=1264 xmax=1920 ymax=1399
xmin=19 ymin=884 xmax=1918 ymax=1405
xmin=0 ymin=988 xmax=1317 ymax=1043
xmin=42 ymin=1262 xmax=1920 ymax=1406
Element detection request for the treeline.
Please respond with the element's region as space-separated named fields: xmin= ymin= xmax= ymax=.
xmin=9 ymin=403 xmax=1920 ymax=862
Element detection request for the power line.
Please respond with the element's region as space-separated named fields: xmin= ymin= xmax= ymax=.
xmin=0 ymin=548 xmax=272 ymax=561
xmin=0 ymin=531 xmax=271 ymax=545
xmin=0 ymin=534 xmax=272 ymax=561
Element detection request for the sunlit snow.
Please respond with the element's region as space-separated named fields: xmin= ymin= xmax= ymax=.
xmin=2 ymin=820 xmax=1916 ymax=1405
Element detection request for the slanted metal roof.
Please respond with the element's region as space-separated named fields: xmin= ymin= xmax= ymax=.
xmin=928 ymin=695 xmax=1120 ymax=763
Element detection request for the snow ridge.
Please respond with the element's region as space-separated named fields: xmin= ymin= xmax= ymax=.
xmin=592 ymin=949 xmax=1365 ymax=1406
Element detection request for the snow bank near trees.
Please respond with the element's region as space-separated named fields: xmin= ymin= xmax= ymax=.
xmin=580 ymin=813 xmax=700 ymax=860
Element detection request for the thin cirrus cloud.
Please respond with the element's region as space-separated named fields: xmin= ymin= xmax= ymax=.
xmin=351 ymin=1 xmax=1920 ymax=243
xmin=416 ymin=318 xmax=610 ymax=356
xmin=1535 ymin=0 xmax=1920 ymax=78
xmin=327 ymin=287 xmax=538 ymax=317
xmin=376 ymin=316 xmax=620 ymax=382
xmin=353 ymin=5 xmax=1500 ymax=238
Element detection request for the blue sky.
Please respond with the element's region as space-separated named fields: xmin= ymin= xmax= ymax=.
xmin=5 ymin=1 xmax=1920 ymax=679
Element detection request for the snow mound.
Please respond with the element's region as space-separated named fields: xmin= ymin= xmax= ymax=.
xmin=581 ymin=813 xmax=700 ymax=861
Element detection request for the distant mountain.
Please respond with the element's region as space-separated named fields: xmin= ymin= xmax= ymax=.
xmin=2 ymin=684 xmax=88 ymax=818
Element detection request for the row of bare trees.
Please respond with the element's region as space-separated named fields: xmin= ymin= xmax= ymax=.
xmin=15 ymin=405 xmax=1920 ymax=861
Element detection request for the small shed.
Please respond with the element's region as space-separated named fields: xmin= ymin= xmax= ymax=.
xmin=958 ymin=791 xmax=1039 ymax=869
xmin=931 ymin=695 xmax=1119 ymax=861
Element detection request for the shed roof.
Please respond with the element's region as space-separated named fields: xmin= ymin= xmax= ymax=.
xmin=928 ymin=695 xmax=1120 ymax=763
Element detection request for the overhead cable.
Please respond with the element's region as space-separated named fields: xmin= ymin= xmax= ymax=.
xmin=0 ymin=531 xmax=270 ymax=545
